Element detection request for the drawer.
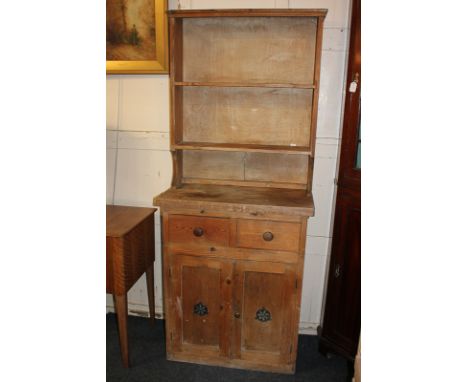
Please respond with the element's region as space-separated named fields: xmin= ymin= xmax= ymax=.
xmin=168 ymin=215 xmax=230 ymax=246
xmin=236 ymin=219 xmax=301 ymax=252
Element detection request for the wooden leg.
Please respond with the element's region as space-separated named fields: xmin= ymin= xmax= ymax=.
xmin=114 ymin=294 xmax=129 ymax=368
xmin=146 ymin=264 xmax=156 ymax=324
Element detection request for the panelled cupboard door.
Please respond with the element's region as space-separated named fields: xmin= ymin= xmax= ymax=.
xmin=170 ymin=254 xmax=233 ymax=358
xmin=321 ymin=189 xmax=361 ymax=356
xmin=232 ymin=261 xmax=297 ymax=366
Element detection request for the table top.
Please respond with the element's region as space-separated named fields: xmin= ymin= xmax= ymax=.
xmin=154 ymin=184 xmax=314 ymax=217
xmin=107 ymin=205 xmax=157 ymax=238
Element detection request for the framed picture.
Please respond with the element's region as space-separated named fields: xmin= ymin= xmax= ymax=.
xmin=106 ymin=0 xmax=168 ymax=74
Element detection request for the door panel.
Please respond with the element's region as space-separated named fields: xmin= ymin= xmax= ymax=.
xmin=181 ymin=266 xmax=220 ymax=346
xmin=171 ymin=254 xmax=233 ymax=357
xmin=233 ymin=261 xmax=296 ymax=364
xmin=321 ymin=189 xmax=361 ymax=355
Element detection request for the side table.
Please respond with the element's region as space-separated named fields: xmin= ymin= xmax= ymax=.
xmin=106 ymin=205 xmax=157 ymax=367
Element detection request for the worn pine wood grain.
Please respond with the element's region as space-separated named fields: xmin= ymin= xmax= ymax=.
xmin=154 ymin=184 xmax=314 ymax=217
xmin=170 ymin=254 xmax=233 ymax=358
xmin=174 ymin=81 xmax=315 ymax=89
xmin=173 ymin=142 xmax=311 ymax=155
xmin=168 ymin=214 xmax=230 ymax=247
xmin=236 ymin=219 xmax=301 ymax=252
xmin=182 ymin=17 xmax=317 ymax=84
xmin=158 ymin=8 xmax=326 ymax=374
xmin=307 ymin=16 xmax=325 ymax=193
xmin=181 ymin=87 xmax=312 ymax=147
xmin=183 ymin=151 xmax=245 ymax=181
xmin=182 ymin=151 xmax=309 ymax=188
xmin=182 ymin=265 xmax=221 ymax=346
xmin=169 ymin=9 xmax=328 ymax=18
xmin=233 ymin=261 xmax=296 ymax=366
xmin=244 ymin=153 xmax=309 ymax=185
xmin=165 ymin=243 xmax=300 ymax=265
xmin=182 ymin=178 xmax=307 ymax=191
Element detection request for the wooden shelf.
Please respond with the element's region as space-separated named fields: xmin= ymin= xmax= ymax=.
xmin=183 ymin=177 xmax=307 ymax=190
xmin=169 ymin=9 xmax=328 ymax=18
xmin=173 ymin=142 xmax=312 ymax=155
xmin=174 ymin=81 xmax=315 ymax=89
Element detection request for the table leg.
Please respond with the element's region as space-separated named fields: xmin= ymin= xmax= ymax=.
xmin=114 ymin=294 xmax=129 ymax=367
xmin=146 ymin=264 xmax=156 ymax=324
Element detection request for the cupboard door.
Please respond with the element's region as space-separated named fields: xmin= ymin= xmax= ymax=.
xmin=170 ymin=254 xmax=233 ymax=358
xmin=320 ymin=188 xmax=361 ymax=357
xmin=232 ymin=261 xmax=297 ymax=365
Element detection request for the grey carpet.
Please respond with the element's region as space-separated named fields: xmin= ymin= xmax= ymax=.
xmin=107 ymin=313 xmax=347 ymax=382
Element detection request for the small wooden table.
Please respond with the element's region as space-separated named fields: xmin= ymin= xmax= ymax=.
xmin=106 ymin=205 xmax=157 ymax=367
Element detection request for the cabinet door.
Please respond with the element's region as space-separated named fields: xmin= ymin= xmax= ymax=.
xmin=232 ymin=261 xmax=297 ymax=365
xmin=170 ymin=254 xmax=233 ymax=358
xmin=320 ymin=188 xmax=361 ymax=357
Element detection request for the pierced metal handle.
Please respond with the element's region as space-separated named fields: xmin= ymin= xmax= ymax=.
xmin=255 ymin=307 xmax=272 ymax=322
xmin=262 ymin=231 xmax=274 ymax=241
xmin=193 ymin=302 xmax=208 ymax=316
xmin=193 ymin=227 xmax=204 ymax=237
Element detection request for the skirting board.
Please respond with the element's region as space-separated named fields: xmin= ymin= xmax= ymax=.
xmin=106 ymin=303 xmax=319 ymax=335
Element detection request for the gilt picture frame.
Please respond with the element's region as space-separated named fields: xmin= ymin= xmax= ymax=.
xmin=106 ymin=0 xmax=168 ymax=74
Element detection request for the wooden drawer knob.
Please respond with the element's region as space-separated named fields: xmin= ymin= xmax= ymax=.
xmin=193 ymin=227 xmax=204 ymax=237
xmin=262 ymin=231 xmax=274 ymax=241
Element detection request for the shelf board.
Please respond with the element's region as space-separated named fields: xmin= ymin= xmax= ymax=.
xmin=168 ymin=9 xmax=328 ymax=18
xmin=174 ymin=81 xmax=315 ymax=90
xmin=183 ymin=177 xmax=307 ymax=190
xmin=172 ymin=142 xmax=312 ymax=155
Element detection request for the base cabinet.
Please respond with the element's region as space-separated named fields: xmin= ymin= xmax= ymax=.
xmin=161 ymin=212 xmax=308 ymax=373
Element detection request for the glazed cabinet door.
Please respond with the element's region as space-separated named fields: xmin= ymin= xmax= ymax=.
xmin=170 ymin=254 xmax=233 ymax=359
xmin=232 ymin=261 xmax=297 ymax=366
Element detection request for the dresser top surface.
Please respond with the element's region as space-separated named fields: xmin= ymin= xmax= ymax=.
xmin=106 ymin=205 xmax=156 ymax=238
xmin=154 ymin=184 xmax=314 ymax=217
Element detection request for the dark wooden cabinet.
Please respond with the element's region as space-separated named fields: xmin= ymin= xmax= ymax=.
xmin=319 ymin=188 xmax=361 ymax=358
xmin=318 ymin=0 xmax=361 ymax=363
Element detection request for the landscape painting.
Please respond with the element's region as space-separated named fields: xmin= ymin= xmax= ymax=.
xmin=107 ymin=0 xmax=156 ymax=61
xmin=106 ymin=0 xmax=168 ymax=73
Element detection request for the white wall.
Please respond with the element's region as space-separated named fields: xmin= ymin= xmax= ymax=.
xmin=106 ymin=0 xmax=351 ymax=334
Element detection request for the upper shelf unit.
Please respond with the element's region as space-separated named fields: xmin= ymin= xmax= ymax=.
xmin=172 ymin=15 xmax=317 ymax=85
xmin=168 ymin=9 xmax=326 ymax=192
